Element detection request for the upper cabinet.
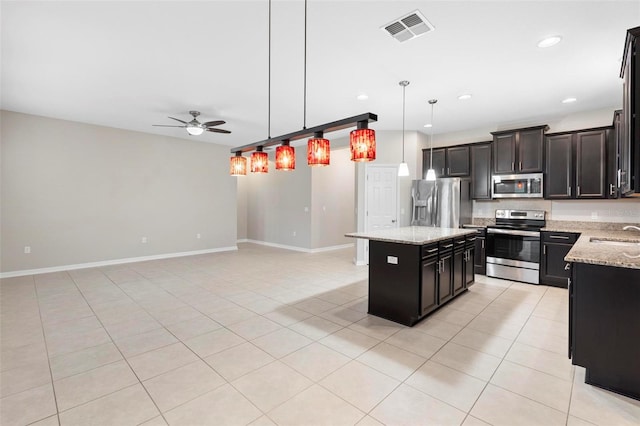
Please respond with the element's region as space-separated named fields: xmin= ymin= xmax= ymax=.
xmin=470 ymin=143 xmax=492 ymax=200
xmin=619 ymin=26 xmax=640 ymax=196
xmin=422 ymin=146 xmax=469 ymax=179
xmin=491 ymin=125 xmax=548 ymax=174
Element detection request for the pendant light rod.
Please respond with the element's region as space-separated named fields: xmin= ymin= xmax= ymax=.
xmin=303 ymin=0 xmax=307 ymax=129
xmin=399 ymin=81 xmax=409 ymax=162
xmin=230 ymin=112 xmax=377 ymax=153
xmin=428 ymin=99 xmax=437 ymax=169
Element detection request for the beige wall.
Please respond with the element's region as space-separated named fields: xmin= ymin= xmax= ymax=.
xmin=1 ymin=111 xmax=237 ymax=274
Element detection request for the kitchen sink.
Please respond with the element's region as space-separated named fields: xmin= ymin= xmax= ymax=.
xmin=589 ymin=237 xmax=640 ymax=247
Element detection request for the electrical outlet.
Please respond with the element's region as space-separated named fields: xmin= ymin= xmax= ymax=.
xmin=141 ymin=237 xmax=148 ymax=243
xmin=591 ymin=212 xmax=598 ymax=220
xmin=292 ymin=231 xmax=297 ymax=237
xmin=196 ymin=233 xmax=201 ymax=239
xmin=24 ymin=246 xmax=31 ymax=254
xmin=304 ymin=207 xmax=309 ymax=212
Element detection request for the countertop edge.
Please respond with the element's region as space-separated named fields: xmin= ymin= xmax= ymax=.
xmin=345 ymin=227 xmax=477 ymax=246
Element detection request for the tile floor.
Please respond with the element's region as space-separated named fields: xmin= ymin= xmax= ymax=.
xmin=1 ymin=243 xmax=639 ymax=426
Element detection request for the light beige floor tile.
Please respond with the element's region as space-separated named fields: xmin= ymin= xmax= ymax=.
xmin=183 ymin=327 xmax=245 ymax=357
xmin=0 ymin=383 xmax=57 ymax=426
xmin=428 ymin=306 xmax=477 ymax=327
xmin=570 ymin=368 xmax=640 ymax=426
xmin=207 ymin=306 xmax=258 ymax=326
xmin=127 ymin=342 xmax=199 ymax=381
xmin=268 ymin=384 xmax=364 ymax=426
xmin=45 ymin=327 xmax=112 ymax=358
xmin=103 ymin=314 xmax=161 ymax=340
xmin=491 ymin=360 xmax=572 ymax=412
xmin=164 ymin=383 xmax=261 ymax=425
xmin=142 ymin=360 xmax=225 ymax=412
xmin=0 ymin=341 xmax=48 ymax=372
xmin=356 ymin=342 xmax=426 ymax=381
xmin=54 ymin=359 xmax=138 ymax=411
xmin=231 ymin=361 xmax=313 ymax=411
xmin=280 ymin=342 xmax=349 ymax=381
xmin=370 ymin=383 xmax=466 ymax=426
xmin=249 ymin=415 xmax=277 ymax=426
xmin=319 ymin=328 xmax=380 ymax=359
xmin=406 ymin=360 xmax=486 ymax=411
xmin=515 ymin=326 xmax=567 ymax=355
xmin=452 ymin=327 xmax=513 ymax=358
xmin=293 ymin=298 xmax=338 ymax=315
xmin=29 ymin=414 xmax=60 ymax=426
xmin=462 ymin=415 xmax=492 ymax=426
xmin=114 ymin=327 xmax=177 ymax=358
xmin=470 ymin=384 xmax=566 ymax=426
xmin=318 ymin=306 xmax=368 ymax=327
xmin=431 ymin=341 xmax=502 ymax=381
xmin=49 ymin=341 xmax=123 ymax=380
xmin=320 ymin=360 xmax=400 ymax=412
xmin=466 ymin=314 xmax=524 ymax=340
xmin=138 ymin=415 xmax=168 ymax=426
xmin=150 ymin=305 xmax=202 ymax=326
xmin=227 ymin=316 xmax=282 ymax=340
xmin=505 ymin=342 xmax=574 ymax=381
xmin=164 ymin=315 xmax=222 ymax=340
xmin=567 ymin=415 xmax=597 ymax=426
xmin=0 ymin=361 xmax=51 ymax=398
xmin=287 ymin=316 xmax=343 ymax=340
xmin=521 ymin=315 xmax=568 ymax=339
xmin=204 ymin=342 xmax=275 ymax=381
xmin=413 ymin=317 xmax=463 ymax=340
xmin=385 ymin=328 xmax=447 ymax=358
xmin=447 ymin=298 xmax=488 ymax=315
xmin=356 ymin=415 xmax=384 ymax=426
xmin=347 ymin=316 xmax=404 ymax=340
xmin=252 ymin=328 xmax=313 ymax=358
xmin=58 ymin=383 xmax=158 ymax=426
xmin=42 ymin=315 xmax=102 ymax=337
xmin=264 ymin=306 xmax=314 ymax=326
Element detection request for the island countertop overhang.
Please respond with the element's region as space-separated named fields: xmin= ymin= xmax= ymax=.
xmin=345 ymin=226 xmax=477 ymax=245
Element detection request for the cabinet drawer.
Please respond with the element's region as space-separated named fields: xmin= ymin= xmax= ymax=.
xmin=439 ymin=239 xmax=454 ymax=253
xmin=542 ymin=232 xmax=579 ymax=244
xmin=421 ymin=243 xmax=439 ymax=259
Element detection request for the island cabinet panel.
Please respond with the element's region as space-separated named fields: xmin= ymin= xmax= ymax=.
xmin=438 ymin=240 xmax=455 ymax=305
xmin=570 ymin=262 xmax=640 ymax=400
xmin=421 ymin=248 xmax=439 ymax=316
xmin=452 ymin=238 xmax=466 ymax=297
xmin=464 ymin=237 xmax=476 ymax=286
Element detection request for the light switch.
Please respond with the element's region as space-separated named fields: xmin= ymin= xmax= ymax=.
xmin=387 ymin=256 xmax=398 ymax=265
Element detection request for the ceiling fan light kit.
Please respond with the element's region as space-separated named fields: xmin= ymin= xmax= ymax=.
xmin=153 ymin=110 xmax=231 ymax=136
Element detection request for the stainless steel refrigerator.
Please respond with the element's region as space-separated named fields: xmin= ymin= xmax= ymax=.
xmin=410 ymin=178 xmax=472 ymax=228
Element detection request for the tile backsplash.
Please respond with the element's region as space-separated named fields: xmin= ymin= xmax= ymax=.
xmin=473 ymin=199 xmax=640 ymax=223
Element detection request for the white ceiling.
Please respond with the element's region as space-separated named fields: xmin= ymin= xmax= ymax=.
xmin=2 ymin=1 xmax=639 ymax=150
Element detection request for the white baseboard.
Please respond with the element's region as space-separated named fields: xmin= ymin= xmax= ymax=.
xmin=0 ymin=246 xmax=238 ymax=279
xmin=245 ymin=240 xmax=354 ymax=254
xmin=236 ymin=238 xmax=249 ymax=243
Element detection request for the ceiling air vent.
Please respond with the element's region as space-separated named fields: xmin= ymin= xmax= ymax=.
xmin=382 ymin=10 xmax=435 ymax=43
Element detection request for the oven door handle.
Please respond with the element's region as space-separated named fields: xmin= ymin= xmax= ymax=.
xmin=486 ymin=228 xmax=540 ymax=237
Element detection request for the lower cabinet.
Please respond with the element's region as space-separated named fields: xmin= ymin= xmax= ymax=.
xmin=421 ymin=254 xmax=439 ymax=317
xmin=474 ymin=235 xmax=486 ymax=275
xmin=452 ymin=239 xmax=466 ymax=297
xmin=540 ymin=231 xmax=579 ymax=287
xmin=465 ymin=240 xmax=475 ymax=286
xmin=439 ymin=241 xmax=454 ymax=304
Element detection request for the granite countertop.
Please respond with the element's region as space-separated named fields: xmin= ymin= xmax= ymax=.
xmin=565 ymin=229 xmax=640 ymax=270
xmin=345 ymin=226 xmax=476 ymax=245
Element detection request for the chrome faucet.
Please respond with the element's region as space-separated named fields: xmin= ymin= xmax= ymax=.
xmin=623 ymin=225 xmax=640 ymax=232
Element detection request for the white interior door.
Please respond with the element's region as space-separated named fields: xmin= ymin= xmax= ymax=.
xmin=364 ymin=165 xmax=399 ymax=263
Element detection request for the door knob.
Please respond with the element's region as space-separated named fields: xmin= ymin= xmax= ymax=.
xmin=391 ymin=220 xmax=396 ymax=223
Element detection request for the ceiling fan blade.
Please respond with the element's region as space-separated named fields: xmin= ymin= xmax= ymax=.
xmin=152 ymin=124 xmax=186 ymax=128
xmin=206 ymin=128 xmax=231 ymax=134
xmin=168 ymin=116 xmax=188 ymax=124
xmin=203 ymin=120 xmax=225 ymax=127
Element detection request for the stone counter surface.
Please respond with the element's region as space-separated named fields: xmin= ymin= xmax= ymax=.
xmin=345 ymin=226 xmax=476 ymax=245
xmin=564 ymin=229 xmax=640 ymax=270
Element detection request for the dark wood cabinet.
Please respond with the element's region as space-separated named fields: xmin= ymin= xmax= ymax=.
xmin=492 ymin=126 xmax=548 ymax=174
xmin=438 ymin=240 xmax=454 ymax=305
xmin=570 ymin=262 xmax=640 ymax=400
xmin=619 ymin=26 xmax=640 ymax=196
xmin=464 ymin=238 xmax=475 ymax=287
xmin=609 ymin=111 xmax=622 ymax=199
xmin=470 ymin=143 xmax=492 ymax=200
xmin=474 ymin=236 xmax=486 ymax=275
xmin=545 ymin=129 xmax=609 ymax=200
xmin=422 ymin=146 xmax=469 ymax=178
xmin=452 ymin=239 xmax=466 ymax=296
xmin=540 ymin=231 xmax=578 ymax=288
xmin=421 ymin=255 xmax=439 ymax=316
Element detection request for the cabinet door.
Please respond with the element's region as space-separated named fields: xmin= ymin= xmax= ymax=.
xmin=518 ymin=128 xmax=544 ymax=172
xmin=540 ymin=242 xmax=572 ymax=288
xmin=474 ymin=237 xmax=486 ymax=275
xmin=423 ymin=148 xmax=446 ymax=178
xmin=446 ymin=146 xmax=470 ymax=176
xmin=545 ymin=134 xmax=573 ymax=198
xmin=452 ymin=248 xmax=465 ymax=296
xmin=606 ymin=125 xmax=619 ymax=198
xmin=421 ymin=257 xmax=439 ymax=316
xmin=471 ymin=143 xmax=492 ymax=199
xmin=438 ymin=253 xmax=453 ymax=304
xmin=493 ymin=133 xmax=516 ymax=174
xmin=575 ymin=130 xmax=606 ymax=198
xmin=465 ymin=247 xmax=475 ymax=286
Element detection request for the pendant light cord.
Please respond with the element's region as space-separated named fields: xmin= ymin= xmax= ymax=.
xmin=402 ymin=85 xmax=406 ymax=162
xmin=268 ymin=0 xmax=272 ymax=138
xmin=429 ymin=100 xmax=435 ymax=169
xmin=303 ymin=0 xmax=307 ymax=129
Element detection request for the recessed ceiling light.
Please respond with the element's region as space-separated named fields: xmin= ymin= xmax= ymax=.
xmin=357 ymin=94 xmax=369 ymax=101
xmin=458 ymin=94 xmax=472 ymax=100
xmin=562 ymin=97 xmax=577 ymax=103
xmin=537 ymin=35 xmax=562 ymax=48
xmin=423 ymin=123 xmax=432 ymax=128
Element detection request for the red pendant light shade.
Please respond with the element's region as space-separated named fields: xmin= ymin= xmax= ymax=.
xmin=250 ymin=147 xmax=269 ymax=173
xmin=230 ymin=152 xmax=247 ymax=176
xmin=307 ymin=132 xmax=330 ymax=166
xmin=275 ymin=141 xmax=295 ymax=171
xmin=350 ymin=122 xmax=376 ymax=162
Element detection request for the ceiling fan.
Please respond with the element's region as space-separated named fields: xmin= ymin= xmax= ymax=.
xmin=153 ymin=110 xmax=231 ymax=136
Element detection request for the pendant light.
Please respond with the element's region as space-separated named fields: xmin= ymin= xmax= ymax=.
xmin=230 ymin=151 xmax=247 ymax=176
xmin=350 ymin=121 xmax=376 ymax=162
xmin=398 ymin=80 xmax=410 ymax=177
xmin=307 ymin=131 xmax=330 ymax=166
xmin=425 ymin=99 xmax=438 ymax=181
xmin=276 ymin=140 xmax=295 ymax=170
xmin=251 ymin=147 xmax=269 ymax=173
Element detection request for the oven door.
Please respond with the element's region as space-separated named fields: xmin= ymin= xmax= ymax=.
xmin=486 ymin=228 xmax=540 ymax=266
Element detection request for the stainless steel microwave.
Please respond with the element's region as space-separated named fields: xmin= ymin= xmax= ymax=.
xmin=491 ymin=173 xmax=543 ymax=198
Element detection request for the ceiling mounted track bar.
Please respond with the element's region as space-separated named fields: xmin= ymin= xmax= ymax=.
xmin=230 ymin=112 xmax=378 ymax=153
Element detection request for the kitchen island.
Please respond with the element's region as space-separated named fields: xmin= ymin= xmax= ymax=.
xmin=565 ymin=230 xmax=640 ymax=401
xmin=346 ymin=226 xmax=477 ymax=326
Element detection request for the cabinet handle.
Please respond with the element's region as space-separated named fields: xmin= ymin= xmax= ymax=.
xmin=568 ymin=186 xmax=572 ymax=196
xmin=550 ymin=235 xmax=570 ymax=240
xmin=426 ymin=248 xmax=438 ymax=253
xmin=481 ymin=240 xmax=485 ymax=249
xmin=543 ymin=245 xmax=546 ymax=255
xmin=577 ymin=186 xmax=581 ymax=196
xmin=511 ymin=162 xmax=515 ymax=171
xmin=467 ymin=237 xmax=476 ymax=242
xmin=519 ymin=161 xmax=522 ymax=171
xmin=564 ymin=263 xmax=571 ymax=271
xmin=448 ymin=167 xmax=450 ymax=175
xmin=442 ymin=244 xmax=454 ymax=249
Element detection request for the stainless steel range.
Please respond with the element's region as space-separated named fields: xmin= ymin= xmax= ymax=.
xmin=486 ymin=209 xmax=546 ymax=284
